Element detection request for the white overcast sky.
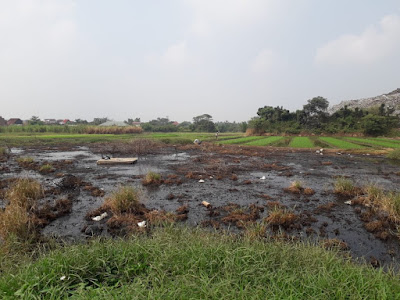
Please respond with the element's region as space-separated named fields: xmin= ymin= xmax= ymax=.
xmin=1 ymin=0 xmax=400 ymax=122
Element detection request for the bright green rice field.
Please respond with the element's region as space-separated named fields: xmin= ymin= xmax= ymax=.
xmin=1 ymin=131 xmax=400 ymax=150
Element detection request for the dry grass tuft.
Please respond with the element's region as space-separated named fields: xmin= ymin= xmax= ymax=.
xmin=334 ymin=177 xmax=361 ymax=197
xmin=145 ymin=210 xmax=176 ymax=226
xmin=105 ymin=186 xmax=147 ymax=215
xmin=304 ymin=187 xmax=315 ymax=195
xmin=387 ymin=149 xmax=400 ymax=160
xmin=321 ymin=238 xmax=349 ymax=251
xmin=5 ymin=178 xmax=43 ymax=209
xmin=106 ymin=214 xmax=144 ymax=236
xmin=264 ymin=208 xmax=299 ymax=230
xmin=0 ymin=179 xmax=43 ymax=242
xmin=142 ymin=172 xmax=163 ymax=186
xmin=85 ymin=126 xmax=143 ymax=135
xmin=0 ymin=205 xmax=34 ymax=241
xmin=39 ymin=164 xmax=54 ymax=174
xmin=285 ymin=181 xmax=303 ymax=194
xmin=243 ymin=222 xmax=266 ymax=240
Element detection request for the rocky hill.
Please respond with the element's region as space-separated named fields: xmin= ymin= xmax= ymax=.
xmin=328 ymin=88 xmax=400 ymax=115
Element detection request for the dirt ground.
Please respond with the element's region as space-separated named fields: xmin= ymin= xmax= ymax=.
xmin=1 ymin=142 xmax=400 ymax=268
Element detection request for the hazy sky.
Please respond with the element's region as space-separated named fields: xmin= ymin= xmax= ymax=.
xmin=1 ymin=0 xmax=400 ymax=122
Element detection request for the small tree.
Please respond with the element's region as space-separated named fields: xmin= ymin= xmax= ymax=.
xmin=302 ymin=96 xmax=329 ymax=129
xmin=192 ymin=114 xmax=216 ymax=132
xmin=28 ymin=116 xmax=43 ymax=125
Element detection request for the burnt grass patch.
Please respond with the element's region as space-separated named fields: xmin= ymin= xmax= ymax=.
xmin=2 ymin=143 xmax=400 ymax=268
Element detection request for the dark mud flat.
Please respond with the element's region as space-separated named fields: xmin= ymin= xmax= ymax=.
xmin=1 ymin=144 xmax=400 ymax=268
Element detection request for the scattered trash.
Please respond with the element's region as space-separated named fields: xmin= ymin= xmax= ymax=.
xmin=336 ymin=152 xmax=342 ymax=155
xmin=316 ymin=150 xmax=320 ymax=154
xmin=137 ymin=221 xmax=146 ymax=228
xmin=60 ymin=276 xmax=66 ymax=281
xmin=199 ymin=179 xmax=205 ymax=183
xmin=202 ymin=201 xmax=211 ymax=208
xmin=320 ymin=153 xmax=323 ymax=155
xmin=260 ymin=176 xmax=266 ymax=180
xmin=344 ymin=200 xmax=352 ymax=205
xmin=194 ymin=139 xmax=202 ymax=145
xmin=92 ymin=212 xmax=108 ymax=221
xmin=85 ymin=166 xmax=91 ymax=169
xmin=320 ymin=148 xmax=324 ymax=152
xmin=209 ymin=176 xmax=213 ymax=179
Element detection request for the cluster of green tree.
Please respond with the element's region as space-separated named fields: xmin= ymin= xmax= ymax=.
xmin=141 ymin=117 xmax=178 ymax=132
xmin=140 ymin=114 xmax=247 ymax=133
xmin=250 ymin=97 xmax=399 ymax=136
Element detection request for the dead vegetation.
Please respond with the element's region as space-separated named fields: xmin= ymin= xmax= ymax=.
xmin=39 ymin=163 xmax=54 ymax=174
xmin=0 ymin=179 xmax=44 ymax=242
xmin=16 ymin=157 xmax=37 ymax=169
xmin=264 ymin=208 xmax=299 ymax=230
xmin=85 ymin=126 xmax=143 ymax=135
xmin=284 ymin=181 xmax=315 ymax=195
xmin=321 ymin=238 xmax=349 ymax=251
xmin=142 ymin=172 xmax=163 ymax=186
xmin=333 ymin=177 xmax=362 ymax=197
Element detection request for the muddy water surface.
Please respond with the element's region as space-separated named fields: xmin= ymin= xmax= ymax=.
xmin=1 ymin=145 xmax=400 ymax=268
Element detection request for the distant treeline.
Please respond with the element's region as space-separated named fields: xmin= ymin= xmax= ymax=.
xmin=140 ymin=115 xmax=247 ymax=133
xmin=248 ymin=97 xmax=400 ymax=136
xmin=0 ymin=125 xmax=143 ymax=135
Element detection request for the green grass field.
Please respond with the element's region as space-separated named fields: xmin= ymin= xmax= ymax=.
xmin=346 ymin=137 xmax=400 ymax=149
xmin=318 ymin=137 xmax=366 ymax=149
xmin=218 ymin=136 xmax=266 ymax=144
xmin=1 ymin=130 xmax=400 ymax=151
xmin=1 ymin=227 xmax=399 ymax=299
xmin=289 ymin=137 xmax=314 ymax=148
xmin=244 ymin=136 xmax=284 ymax=146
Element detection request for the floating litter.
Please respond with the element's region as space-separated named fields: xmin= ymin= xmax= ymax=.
xmin=138 ymin=221 xmax=146 ymax=228
xmin=199 ymin=179 xmax=205 ymax=183
xmin=92 ymin=212 xmax=108 ymax=221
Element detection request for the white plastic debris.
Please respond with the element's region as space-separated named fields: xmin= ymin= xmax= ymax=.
xmin=260 ymin=176 xmax=266 ymax=180
xmin=209 ymin=176 xmax=213 ymax=179
xmin=60 ymin=276 xmax=66 ymax=281
xmin=137 ymin=221 xmax=146 ymax=228
xmin=92 ymin=212 xmax=108 ymax=221
xmin=316 ymin=150 xmax=320 ymax=154
xmin=320 ymin=148 xmax=324 ymax=152
xmin=199 ymin=179 xmax=205 ymax=183
xmin=320 ymin=153 xmax=323 ymax=155
xmin=344 ymin=200 xmax=352 ymax=205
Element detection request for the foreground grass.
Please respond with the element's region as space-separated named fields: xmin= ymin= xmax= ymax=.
xmin=0 ymin=227 xmax=399 ymax=299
